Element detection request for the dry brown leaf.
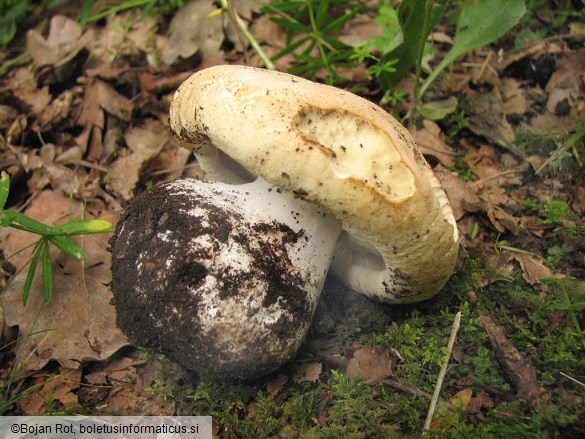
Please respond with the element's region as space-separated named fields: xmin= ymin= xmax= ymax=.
xmin=77 ymin=79 xmax=133 ymax=127
xmin=162 ymin=0 xmax=228 ymax=65
xmin=478 ymin=187 xmax=520 ymax=234
xmin=346 ymin=348 xmax=392 ymax=385
xmin=1 ymin=191 xmax=128 ymax=371
xmin=500 ymin=78 xmax=527 ymax=115
xmin=468 ymin=391 xmax=494 ymax=414
xmin=545 ymin=48 xmax=585 ymax=116
xmin=105 ymin=119 xmax=170 ymax=200
xmin=410 ymin=120 xmax=456 ymax=167
xmin=266 ymin=374 xmax=288 ymax=397
xmin=450 ymin=387 xmax=473 ymax=410
xmin=338 ymin=13 xmax=384 ymax=47
xmin=512 ymin=254 xmax=554 ymax=285
xmin=26 ymin=15 xmax=94 ymax=86
xmin=96 ymin=357 xmax=175 ymax=415
xmin=5 ymin=69 xmax=52 ymax=117
xmin=18 ymin=368 xmax=83 ymax=415
xmin=26 ymin=15 xmax=83 ymax=66
xmin=434 ymin=165 xmax=480 ymax=221
xmin=462 ymin=87 xmax=519 ymax=155
xmin=293 ymin=362 xmax=322 ymax=384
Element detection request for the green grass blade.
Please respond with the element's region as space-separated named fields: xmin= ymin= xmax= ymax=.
xmin=2 ymin=210 xmax=59 ymax=235
xmin=41 ymin=241 xmax=53 ymax=303
xmin=269 ymin=17 xmax=310 ymax=33
xmin=322 ymin=7 xmax=360 ymax=33
xmin=23 ymin=240 xmax=43 ymax=306
xmin=48 ymin=236 xmax=88 ymax=261
xmin=271 ymin=35 xmax=311 ymax=60
xmin=0 ymin=171 xmax=9 ymax=210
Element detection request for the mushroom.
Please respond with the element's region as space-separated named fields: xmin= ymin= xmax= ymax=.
xmin=110 ymin=65 xmax=459 ymax=381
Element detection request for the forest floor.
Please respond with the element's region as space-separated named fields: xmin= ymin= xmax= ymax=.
xmin=0 ymin=1 xmax=584 ymax=438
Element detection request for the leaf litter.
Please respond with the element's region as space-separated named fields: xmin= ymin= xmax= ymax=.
xmin=0 ymin=0 xmax=583 ymax=434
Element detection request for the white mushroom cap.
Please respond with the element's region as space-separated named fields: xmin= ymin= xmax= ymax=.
xmin=170 ymin=65 xmax=459 ymax=303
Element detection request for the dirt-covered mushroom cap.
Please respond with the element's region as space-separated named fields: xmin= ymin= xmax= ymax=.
xmin=170 ymin=65 xmax=459 ymax=303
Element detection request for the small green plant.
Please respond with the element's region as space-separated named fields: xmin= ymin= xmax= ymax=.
xmin=262 ymin=0 xmax=362 ymax=84
xmin=546 ymin=244 xmax=572 ymax=267
xmin=77 ymin=0 xmax=187 ymax=25
xmin=0 ymin=0 xmax=30 ymax=46
xmin=542 ymin=198 xmax=573 ymax=225
xmin=145 ymin=384 xmax=174 ymax=401
xmin=352 ymin=0 xmax=526 ymax=119
xmin=282 ymin=385 xmax=324 ymax=429
xmin=446 ymin=109 xmax=470 ymax=143
xmin=450 ymin=156 xmax=477 ymax=181
xmin=0 ymin=171 xmax=114 ymax=305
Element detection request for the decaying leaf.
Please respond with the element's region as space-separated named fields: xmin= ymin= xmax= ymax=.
xmin=512 ymin=254 xmax=554 ymax=285
xmin=1 ymin=191 xmax=128 ymax=371
xmin=266 ymin=374 xmax=288 ymax=397
xmin=163 ymin=0 xmax=230 ymax=65
xmin=346 ymin=348 xmax=392 ymax=385
xmin=26 ymin=15 xmax=94 ymax=85
xmin=18 ymin=368 xmax=83 ymax=415
xmin=82 ymin=350 xmax=175 ymax=415
xmin=434 ymin=165 xmax=480 ymax=221
xmin=411 ymin=120 xmax=456 ymax=167
xmin=462 ymin=87 xmax=519 ymax=156
xmin=293 ymin=362 xmax=322 ymax=384
xmin=105 ymin=119 xmax=170 ymax=200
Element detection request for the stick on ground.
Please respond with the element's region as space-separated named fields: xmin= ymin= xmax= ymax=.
xmin=423 ymin=311 xmax=462 ymax=431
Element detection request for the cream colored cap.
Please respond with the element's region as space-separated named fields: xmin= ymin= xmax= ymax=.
xmin=170 ymin=65 xmax=458 ymax=303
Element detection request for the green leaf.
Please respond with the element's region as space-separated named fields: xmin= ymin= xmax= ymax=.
xmin=2 ymin=210 xmax=59 ymax=235
xmin=48 ymin=235 xmax=88 ymax=261
xmin=322 ymin=7 xmax=360 ymax=33
xmin=420 ymin=0 xmax=526 ymax=97
xmin=378 ymin=0 xmax=447 ymax=89
xmin=41 ymin=240 xmax=53 ymax=303
xmin=0 ymin=171 xmax=9 ymax=210
xmin=271 ymin=35 xmax=311 ymax=60
xmin=420 ymin=96 xmax=459 ymax=121
xmin=269 ymin=17 xmax=310 ymax=33
xmin=79 ymin=0 xmax=95 ymax=26
xmin=455 ymin=0 xmax=527 ymax=54
xmin=52 ymin=219 xmax=114 ymax=236
xmin=23 ymin=240 xmax=43 ymax=306
xmin=314 ymin=0 xmax=330 ymax=29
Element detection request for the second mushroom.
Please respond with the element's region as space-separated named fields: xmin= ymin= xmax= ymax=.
xmin=110 ymin=65 xmax=459 ymax=381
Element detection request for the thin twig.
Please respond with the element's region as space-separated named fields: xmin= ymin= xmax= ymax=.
xmin=384 ymin=379 xmax=456 ymax=411
xmin=423 ymin=311 xmax=461 ymax=431
xmin=559 ymin=372 xmax=585 ymax=388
